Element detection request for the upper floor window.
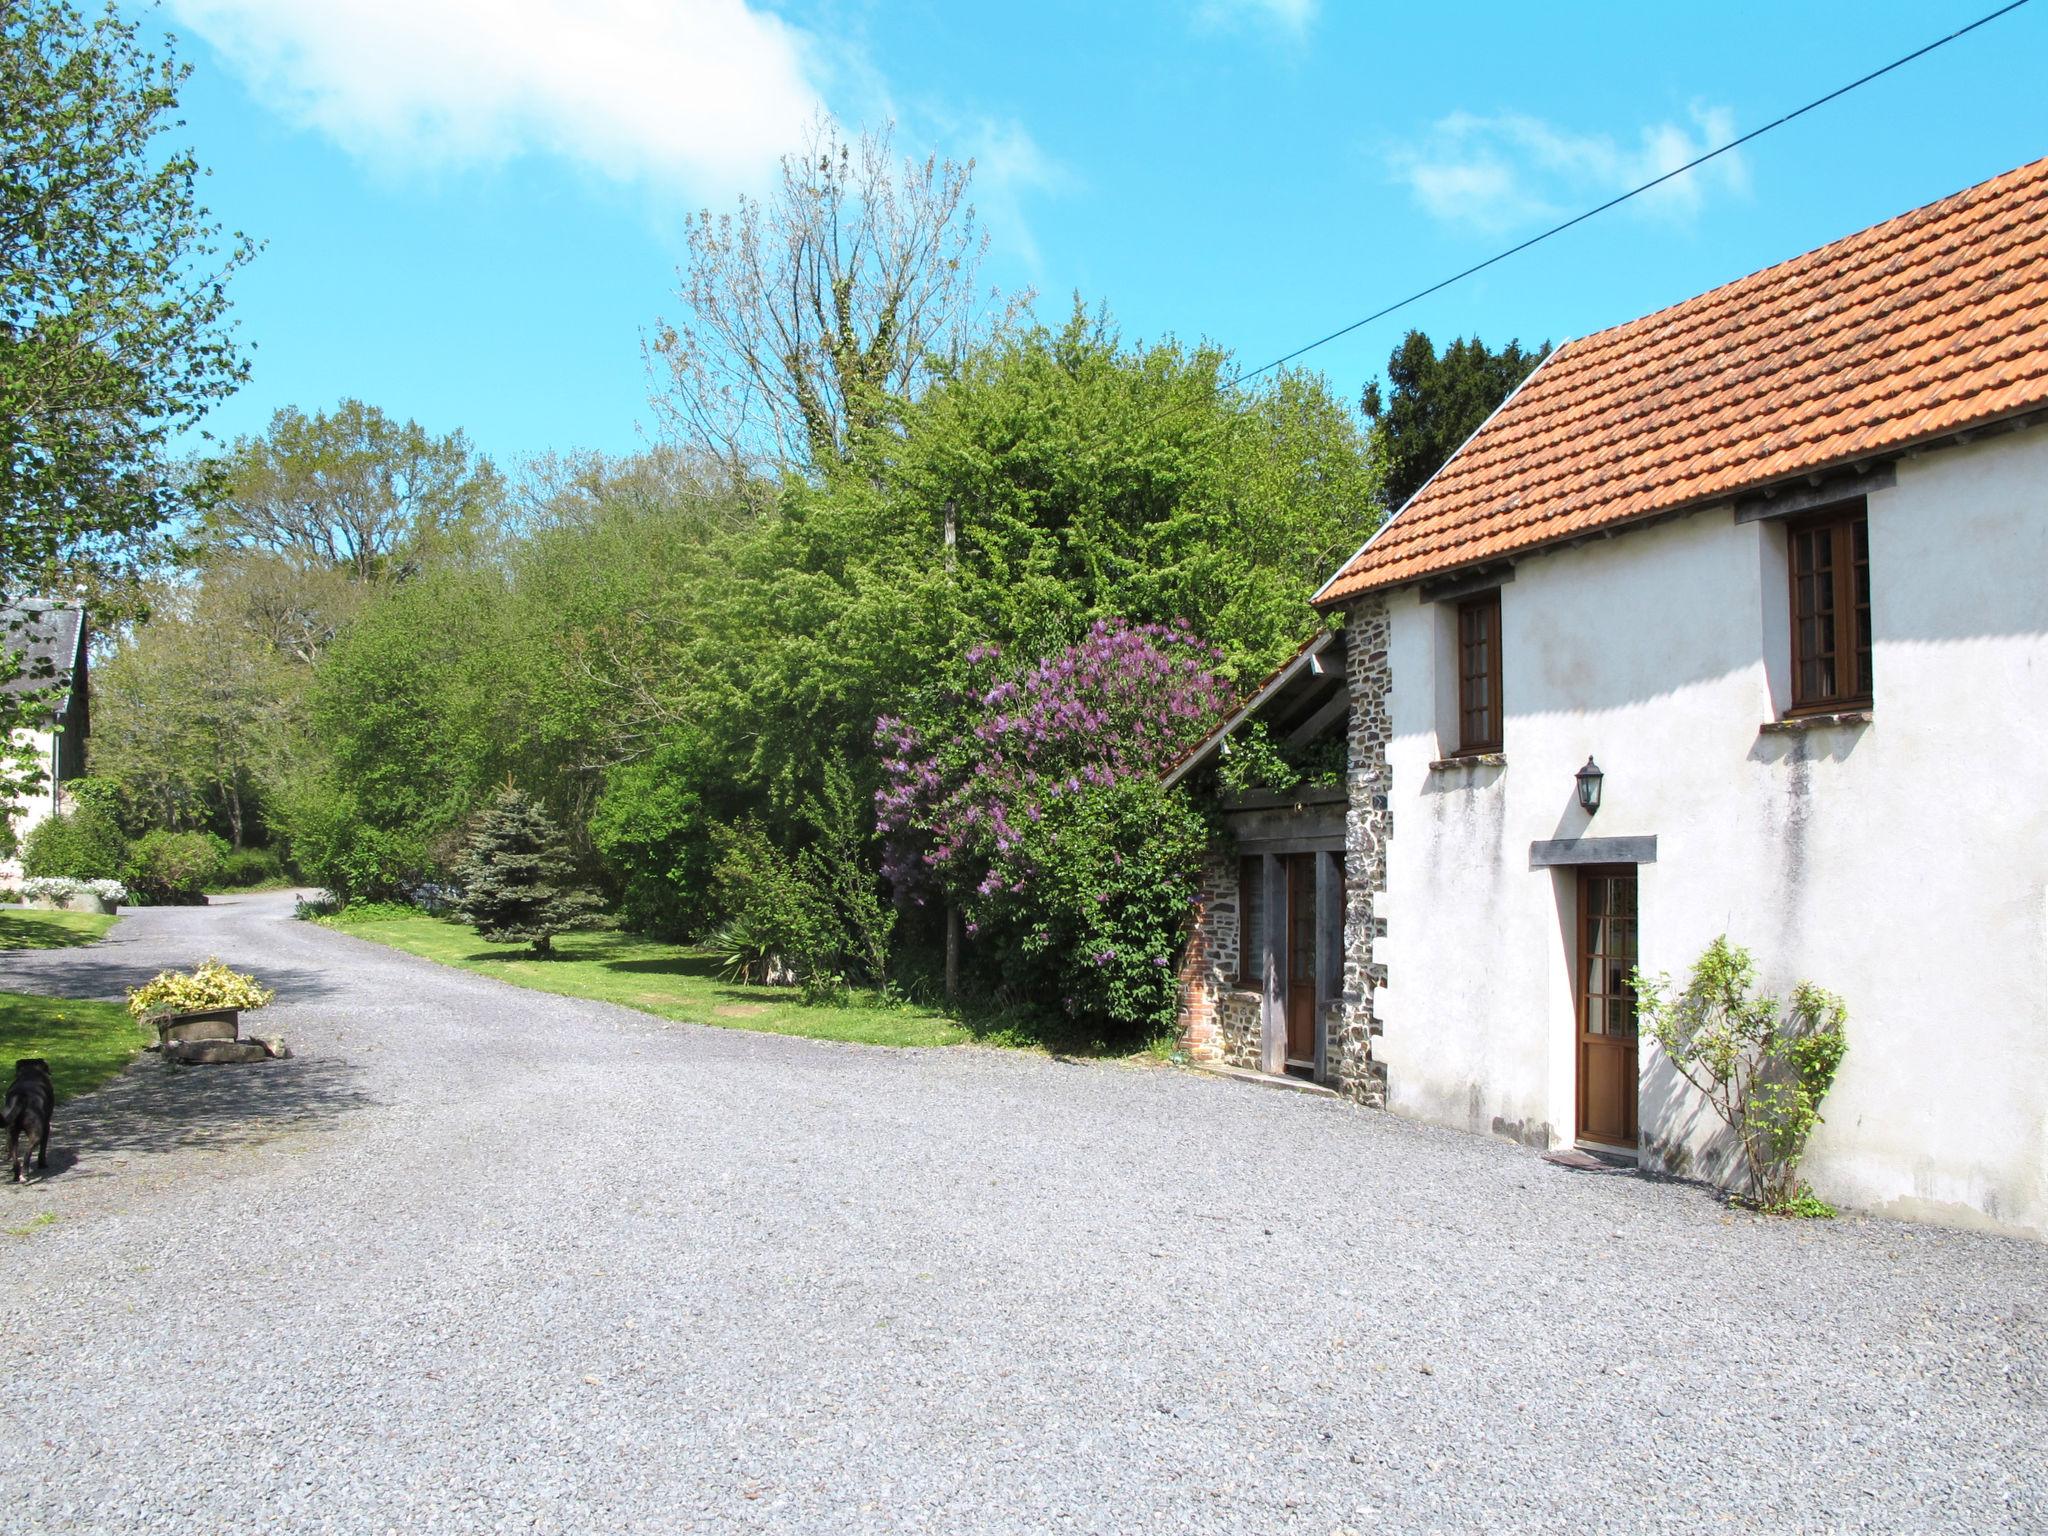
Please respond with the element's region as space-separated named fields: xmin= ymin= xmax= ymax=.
xmin=1787 ymin=505 xmax=1872 ymax=712
xmin=1456 ymin=589 xmax=1503 ymax=752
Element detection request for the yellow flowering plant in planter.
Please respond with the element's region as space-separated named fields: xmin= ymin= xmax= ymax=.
xmin=126 ymin=958 xmax=276 ymax=1023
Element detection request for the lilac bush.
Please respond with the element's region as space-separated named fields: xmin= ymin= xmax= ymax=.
xmin=877 ymin=619 xmax=1232 ymax=1033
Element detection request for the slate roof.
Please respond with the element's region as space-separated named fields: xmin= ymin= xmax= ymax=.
xmin=0 ymin=600 xmax=87 ymax=698
xmin=1317 ymin=155 xmax=2048 ymax=604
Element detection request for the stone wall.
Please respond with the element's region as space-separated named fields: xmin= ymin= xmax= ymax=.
xmin=1174 ymin=853 xmax=1262 ymax=1067
xmin=1334 ymin=597 xmax=1392 ymax=1106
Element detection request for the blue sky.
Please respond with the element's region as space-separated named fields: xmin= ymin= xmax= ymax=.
xmin=150 ymin=0 xmax=2047 ymax=471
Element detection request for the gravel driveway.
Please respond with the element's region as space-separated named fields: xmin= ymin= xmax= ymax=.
xmin=0 ymin=891 xmax=2040 ymax=1534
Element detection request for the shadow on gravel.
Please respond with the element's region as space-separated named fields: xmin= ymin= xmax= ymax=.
xmin=0 ymin=954 xmax=344 ymax=1008
xmin=45 ymin=1052 xmax=372 ymax=1173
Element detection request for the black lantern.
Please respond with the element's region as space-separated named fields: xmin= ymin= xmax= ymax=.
xmin=1575 ymin=756 xmax=1603 ymax=815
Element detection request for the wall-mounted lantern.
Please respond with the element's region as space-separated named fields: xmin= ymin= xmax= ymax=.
xmin=1575 ymin=756 xmax=1604 ymax=816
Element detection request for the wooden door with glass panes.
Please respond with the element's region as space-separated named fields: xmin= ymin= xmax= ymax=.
xmin=1576 ymin=866 xmax=1639 ymax=1146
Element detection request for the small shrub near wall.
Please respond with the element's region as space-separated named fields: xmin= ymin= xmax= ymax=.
xmin=1633 ymin=936 xmax=1849 ymax=1215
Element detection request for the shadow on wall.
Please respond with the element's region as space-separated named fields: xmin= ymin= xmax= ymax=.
xmin=1638 ymin=1054 xmax=1735 ymax=1189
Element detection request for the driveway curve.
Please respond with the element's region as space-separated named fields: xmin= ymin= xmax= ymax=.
xmin=0 ymin=891 xmax=2041 ymax=1534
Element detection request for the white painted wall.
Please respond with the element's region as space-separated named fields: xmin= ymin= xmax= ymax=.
xmin=1376 ymin=426 xmax=2048 ymax=1239
xmin=2 ymin=727 xmax=60 ymax=882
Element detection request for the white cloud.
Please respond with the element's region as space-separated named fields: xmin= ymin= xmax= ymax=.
xmin=167 ymin=0 xmax=828 ymax=196
xmin=1195 ymin=0 xmax=1317 ymax=37
xmin=1389 ymin=104 xmax=1749 ymax=234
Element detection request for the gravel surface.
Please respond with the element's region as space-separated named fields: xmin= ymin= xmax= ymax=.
xmin=0 ymin=891 xmax=2041 ymax=1534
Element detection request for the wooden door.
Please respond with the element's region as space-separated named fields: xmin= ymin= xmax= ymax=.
xmin=1284 ymin=853 xmax=1317 ymax=1067
xmin=1575 ymin=866 xmax=1639 ymax=1146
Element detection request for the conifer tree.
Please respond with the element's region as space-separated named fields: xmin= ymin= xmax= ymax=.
xmin=452 ymin=785 xmax=599 ymax=956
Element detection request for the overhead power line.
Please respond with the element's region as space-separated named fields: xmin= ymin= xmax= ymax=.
xmin=1227 ymin=0 xmax=2035 ymax=390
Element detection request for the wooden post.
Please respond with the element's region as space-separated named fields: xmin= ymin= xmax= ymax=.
xmin=944 ymin=902 xmax=961 ymax=1001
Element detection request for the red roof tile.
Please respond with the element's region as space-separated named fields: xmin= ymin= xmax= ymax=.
xmin=1316 ymin=156 xmax=2048 ymax=604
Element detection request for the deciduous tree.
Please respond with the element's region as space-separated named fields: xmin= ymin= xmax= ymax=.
xmin=201 ymin=400 xmax=505 ymax=582
xmin=650 ymin=119 xmax=1026 ymax=472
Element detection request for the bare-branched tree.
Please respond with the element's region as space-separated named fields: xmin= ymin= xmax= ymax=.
xmin=649 ymin=119 xmax=1028 ymax=473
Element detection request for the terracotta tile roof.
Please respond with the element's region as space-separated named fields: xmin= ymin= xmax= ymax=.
xmin=1316 ymin=156 xmax=2048 ymax=605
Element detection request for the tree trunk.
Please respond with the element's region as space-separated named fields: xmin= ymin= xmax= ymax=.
xmin=944 ymin=903 xmax=961 ymax=1002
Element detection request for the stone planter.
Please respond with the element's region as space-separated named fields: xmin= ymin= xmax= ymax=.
xmin=24 ymin=894 xmax=119 ymax=915
xmin=154 ymin=1007 xmax=241 ymax=1047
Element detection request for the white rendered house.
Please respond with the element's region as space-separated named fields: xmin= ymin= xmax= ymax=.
xmin=2 ymin=600 xmax=91 ymax=873
xmin=1177 ymin=157 xmax=2048 ymax=1239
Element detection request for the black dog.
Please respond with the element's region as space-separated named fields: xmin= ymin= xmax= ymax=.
xmin=4 ymin=1059 xmax=52 ymax=1184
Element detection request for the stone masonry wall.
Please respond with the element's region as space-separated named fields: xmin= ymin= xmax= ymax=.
xmin=1334 ymin=597 xmax=1392 ymax=1106
xmin=1175 ymin=853 xmax=1262 ymax=1068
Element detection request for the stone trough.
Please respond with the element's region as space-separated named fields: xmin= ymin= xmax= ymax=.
xmin=153 ymin=1007 xmax=288 ymax=1066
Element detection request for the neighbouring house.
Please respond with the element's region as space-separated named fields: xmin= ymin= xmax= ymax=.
xmin=1173 ymin=157 xmax=2048 ymax=1239
xmin=1 ymin=600 xmax=91 ymax=875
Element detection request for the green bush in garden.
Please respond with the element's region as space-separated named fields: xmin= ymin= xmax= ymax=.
xmin=213 ymin=847 xmax=286 ymax=888
xmin=21 ymin=805 xmax=129 ymax=881
xmin=123 ymin=829 xmax=227 ymax=905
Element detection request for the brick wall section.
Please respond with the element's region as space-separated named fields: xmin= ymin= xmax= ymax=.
xmin=1335 ymin=597 xmax=1392 ymax=1106
xmin=1175 ymin=853 xmax=1263 ymax=1067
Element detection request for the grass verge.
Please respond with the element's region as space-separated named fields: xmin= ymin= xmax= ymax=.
xmin=0 ymin=992 xmax=151 ymax=1101
xmin=320 ymin=908 xmax=976 ymax=1048
xmin=0 ymin=908 xmax=117 ymax=951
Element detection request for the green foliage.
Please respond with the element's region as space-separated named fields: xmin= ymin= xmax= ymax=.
xmin=452 ymin=785 xmax=600 ymax=956
xmin=707 ymin=820 xmax=842 ymax=984
xmin=125 ymin=956 xmax=273 ymax=1022
xmin=588 ymin=729 xmax=717 ymax=936
xmin=0 ymin=0 xmax=255 ymax=588
xmin=213 ymin=846 xmax=286 ymax=888
xmin=123 ymin=828 xmax=226 ymax=905
xmin=21 ymin=804 xmax=127 ymax=880
xmin=201 ymin=400 xmax=506 ymax=582
xmin=1633 ymin=937 xmax=1849 ymax=1213
xmin=274 ymin=565 xmax=512 ymax=899
xmin=1215 ymin=721 xmax=1302 ymax=795
xmin=1361 ymin=331 xmax=1549 ymax=516
xmin=973 ymin=777 xmax=1210 ymax=1043
xmin=88 ymin=578 xmax=300 ymax=846
xmin=271 ymin=773 xmax=430 ymax=904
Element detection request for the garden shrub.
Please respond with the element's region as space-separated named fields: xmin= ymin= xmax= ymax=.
xmin=274 ymin=777 xmax=431 ymax=903
xmin=708 ymin=819 xmax=841 ymax=984
xmin=126 ymin=957 xmax=274 ymax=1022
xmin=1633 ymin=936 xmax=1849 ymax=1214
xmin=877 ymin=619 xmax=1232 ymax=1040
xmin=123 ymin=829 xmax=227 ymax=906
xmin=21 ymin=804 xmax=129 ymax=881
xmin=213 ymin=847 xmax=286 ymax=888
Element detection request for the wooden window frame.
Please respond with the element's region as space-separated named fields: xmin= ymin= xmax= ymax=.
xmin=1786 ymin=503 xmax=1872 ymax=716
xmin=1455 ymin=588 xmax=1504 ymax=754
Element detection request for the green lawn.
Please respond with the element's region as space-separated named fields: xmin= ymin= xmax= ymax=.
xmin=0 ymin=993 xmax=151 ymax=1101
xmin=0 ymin=908 xmax=146 ymax=1099
xmin=321 ymin=908 xmax=976 ymax=1048
xmin=0 ymin=908 xmax=117 ymax=951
